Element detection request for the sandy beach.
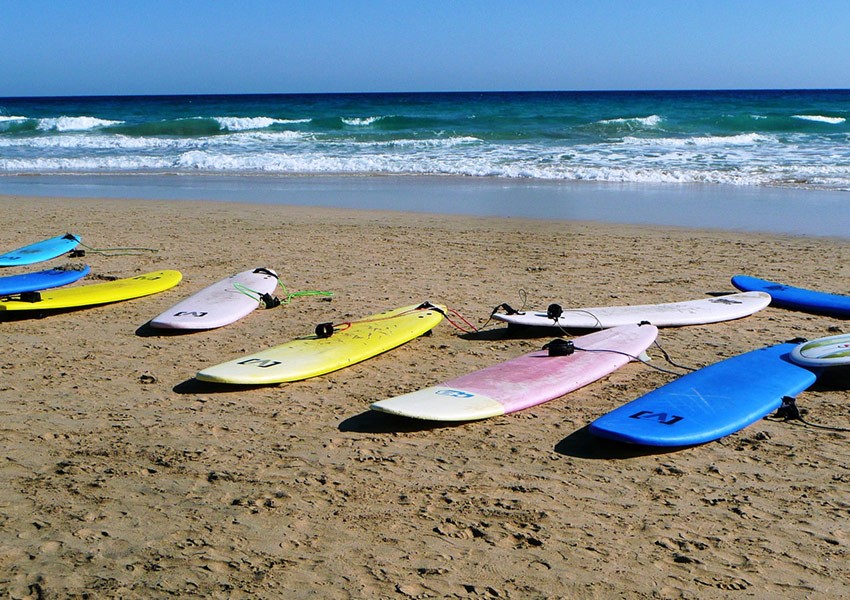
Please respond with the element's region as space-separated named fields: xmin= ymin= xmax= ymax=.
xmin=1 ymin=189 xmax=849 ymax=599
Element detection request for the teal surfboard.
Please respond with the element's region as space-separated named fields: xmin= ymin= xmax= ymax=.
xmin=0 ymin=233 xmax=81 ymax=267
xmin=588 ymin=343 xmax=817 ymax=447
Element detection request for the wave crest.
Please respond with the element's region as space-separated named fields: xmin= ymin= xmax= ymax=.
xmin=792 ymin=114 xmax=846 ymax=125
xmin=597 ymin=115 xmax=663 ymax=129
xmin=341 ymin=116 xmax=382 ymax=126
xmin=37 ymin=116 xmax=123 ymax=132
xmin=621 ymin=133 xmax=771 ymax=147
xmin=215 ymin=116 xmax=310 ymax=131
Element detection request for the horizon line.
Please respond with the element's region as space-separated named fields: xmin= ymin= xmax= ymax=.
xmin=2 ymin=87 xmax=850 ymax=101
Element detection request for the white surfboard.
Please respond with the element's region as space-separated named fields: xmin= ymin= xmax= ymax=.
xmin=492 ymin=292 xmax=771 ymax=329
xmin=149 ymin=267 xmax=279 ymax=330
xmin=789 ymin=333 xmax=850 ymax=368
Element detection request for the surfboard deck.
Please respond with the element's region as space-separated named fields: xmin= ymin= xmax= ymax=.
xmin=790 ymin=333 xmax=850 ymax=368
xmin=0 ymin=270 xmax=182 ymax=311
xmin=195 ymin=302 xmax=445 ymax=384
xmin=0 ymin=265 xmax=91 ymax=295
xmin=370 ymin=323 xmax=658 ymax=421
xmin=150 ymin=267 xmax=279 ymax=330
xmin=732 ymin=275 xmax=850 ymax=318
xmin=588 ymin=342 xmax=817 ymax=447
xmin=492 ymin=292 xmax=771 ymax=329
xmin=0 ymin=233 xmax=81 ymax=267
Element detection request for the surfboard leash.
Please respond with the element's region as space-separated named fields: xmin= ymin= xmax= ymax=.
xmin=66 ymin=234 xmax=159 ymax=257
xmin=766 ymin=396 xmax=850 ymax=433
xmin=310 ymin=302 xmax=476 ymax=339
xmin=489 ymin=293 xmax=607 ymax=332
xmin=232 ymin=274 xmax=334 ymax=309
xmin=432 ymin=304 xmax=480 ymax=334
xmin=541 ymin=330 xmax=695 ymax=377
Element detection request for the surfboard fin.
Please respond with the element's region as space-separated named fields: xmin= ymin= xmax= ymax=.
xmin=637 ymin=351 xmax=652 ymax=362
xmin=492 ymin=302 xmax=520 ymax=315
xmin=774 ymin=396 xmax=801 ymax=421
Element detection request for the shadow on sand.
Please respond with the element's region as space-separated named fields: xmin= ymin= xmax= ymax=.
xmin=339 ymin=410 xmax=473 ymax=434
xmin=555 ymin=425 xmax=690 ymax=459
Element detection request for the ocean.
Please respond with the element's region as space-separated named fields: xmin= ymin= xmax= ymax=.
xmin=1 ymin=90 xmax=849 ymax=189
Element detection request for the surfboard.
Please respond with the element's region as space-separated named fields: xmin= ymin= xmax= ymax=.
xmin=789 ymin=333 xmax=850 ymax=368
xmin=0 ymin=264 xmax=91 ymax=295
xmin=731 ymin=275 xmax=850 ymax=318
xmin=492 ymin=292 xmax=771 ymax=329
xmin=370 ymin=323 xmax=658 ymax=421
xmin=0 ymin=233 xmax=81 ymax=267
xmin=195 ymin=302 xmax=445 ymax=384
xmin=149 ymin=267 xmax=279 ymax=330
xmin=587 ymin=342 xmax=817 ymax=447
xmin=0 ymin=270 xmax=182 ymax=312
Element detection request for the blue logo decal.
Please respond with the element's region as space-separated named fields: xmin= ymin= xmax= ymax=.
xmin=435 ymin=389 xmax=474 ymax=398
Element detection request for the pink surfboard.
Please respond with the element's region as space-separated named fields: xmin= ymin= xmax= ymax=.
xmin=370 ymin=323 xmax=658 ymax=421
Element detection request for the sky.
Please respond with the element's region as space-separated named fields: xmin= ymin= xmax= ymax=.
xmin=2 ymin=0 xmax=849 ymax=97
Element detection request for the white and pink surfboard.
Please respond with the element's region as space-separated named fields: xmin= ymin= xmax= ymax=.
xmin=370 ymin=323 xmax=658 ymax=421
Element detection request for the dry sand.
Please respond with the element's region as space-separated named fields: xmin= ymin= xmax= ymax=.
xmin=1 ymin=192 xmax=849 ymax=599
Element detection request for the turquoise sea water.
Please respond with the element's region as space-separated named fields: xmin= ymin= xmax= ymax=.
xmin=2 ymin=90 xmax=849 ymax=189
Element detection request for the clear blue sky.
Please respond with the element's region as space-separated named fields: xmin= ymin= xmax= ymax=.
xmin=2 ymin=0 xmax=848 ymax=97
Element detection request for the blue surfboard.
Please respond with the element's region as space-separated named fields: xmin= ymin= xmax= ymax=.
xmin=588 ymin=343 xmax=817 ymax=447
xmin=0 ymin=265 xmax=91 ymax=296
xmin=0 ymin=233 xmax=81 ymax=267
xmin=731 ymin=275 xmax=850 ymax=318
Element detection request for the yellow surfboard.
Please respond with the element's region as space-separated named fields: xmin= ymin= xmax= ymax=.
xmin=196 ymin=302 xmax=445 ymax=384
xmin=0 ymin=270 xmax=182 ymax=311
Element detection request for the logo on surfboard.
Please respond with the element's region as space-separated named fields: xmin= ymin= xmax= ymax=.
xmin=710 ymin=297 xmax=743 ymax=305
xmin=237 ymin=358 xmax=282 ymax=368
xmin=628 ymin=410 xmax=683 ymax=425
xmin=435 ymin=389 xmax=475 ymax=399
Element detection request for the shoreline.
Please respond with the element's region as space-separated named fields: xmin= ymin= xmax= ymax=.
xmin=2 ymin=192 xmax=849 ymax=598
xmin=2 ymin=174 xmax=849 ymax=239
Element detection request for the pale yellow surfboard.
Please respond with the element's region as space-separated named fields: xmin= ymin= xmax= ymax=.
xmin=0 ymin=270 xmax=182 ymax=311
xmin=196 ymin=302 xmax=445 ymax=384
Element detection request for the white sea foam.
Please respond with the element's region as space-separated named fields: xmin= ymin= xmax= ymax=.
xmin=0 ymin=145 xmax=837 ymax=189
xmin=342 ymin=116 xmax=382 ymax=126
xmin=353 ymin=136 xmax=480 ymax=148
xmin=0 ymin=115 xmax=28 ymax=122
xmin=598 ymin=115 xmax=662 ymax=128
xmin=792 ymin=114 xmax=846 ymax=125
xmin=0 ymin=133 xmax=193 ymax=150
xmin=215 ymin=116 xmax=309 ymax=131
xmin=621 ymin=133 xmax=771 ymax=147
xmin=0 ymin=155 xmax=171 ymax=172
xmin=36 ymin=116 xmax=123 ymax=131
xmin=229 ymin=131 xmax=310 ymax=143
xmin=2 ymin=119 xmax=848 ymax=191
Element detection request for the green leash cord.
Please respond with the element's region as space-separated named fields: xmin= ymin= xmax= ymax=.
xmin=66 ymin=234 xmax=158 ymax=257
xmin=233 ymin=275 xmax=333 ymax=308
